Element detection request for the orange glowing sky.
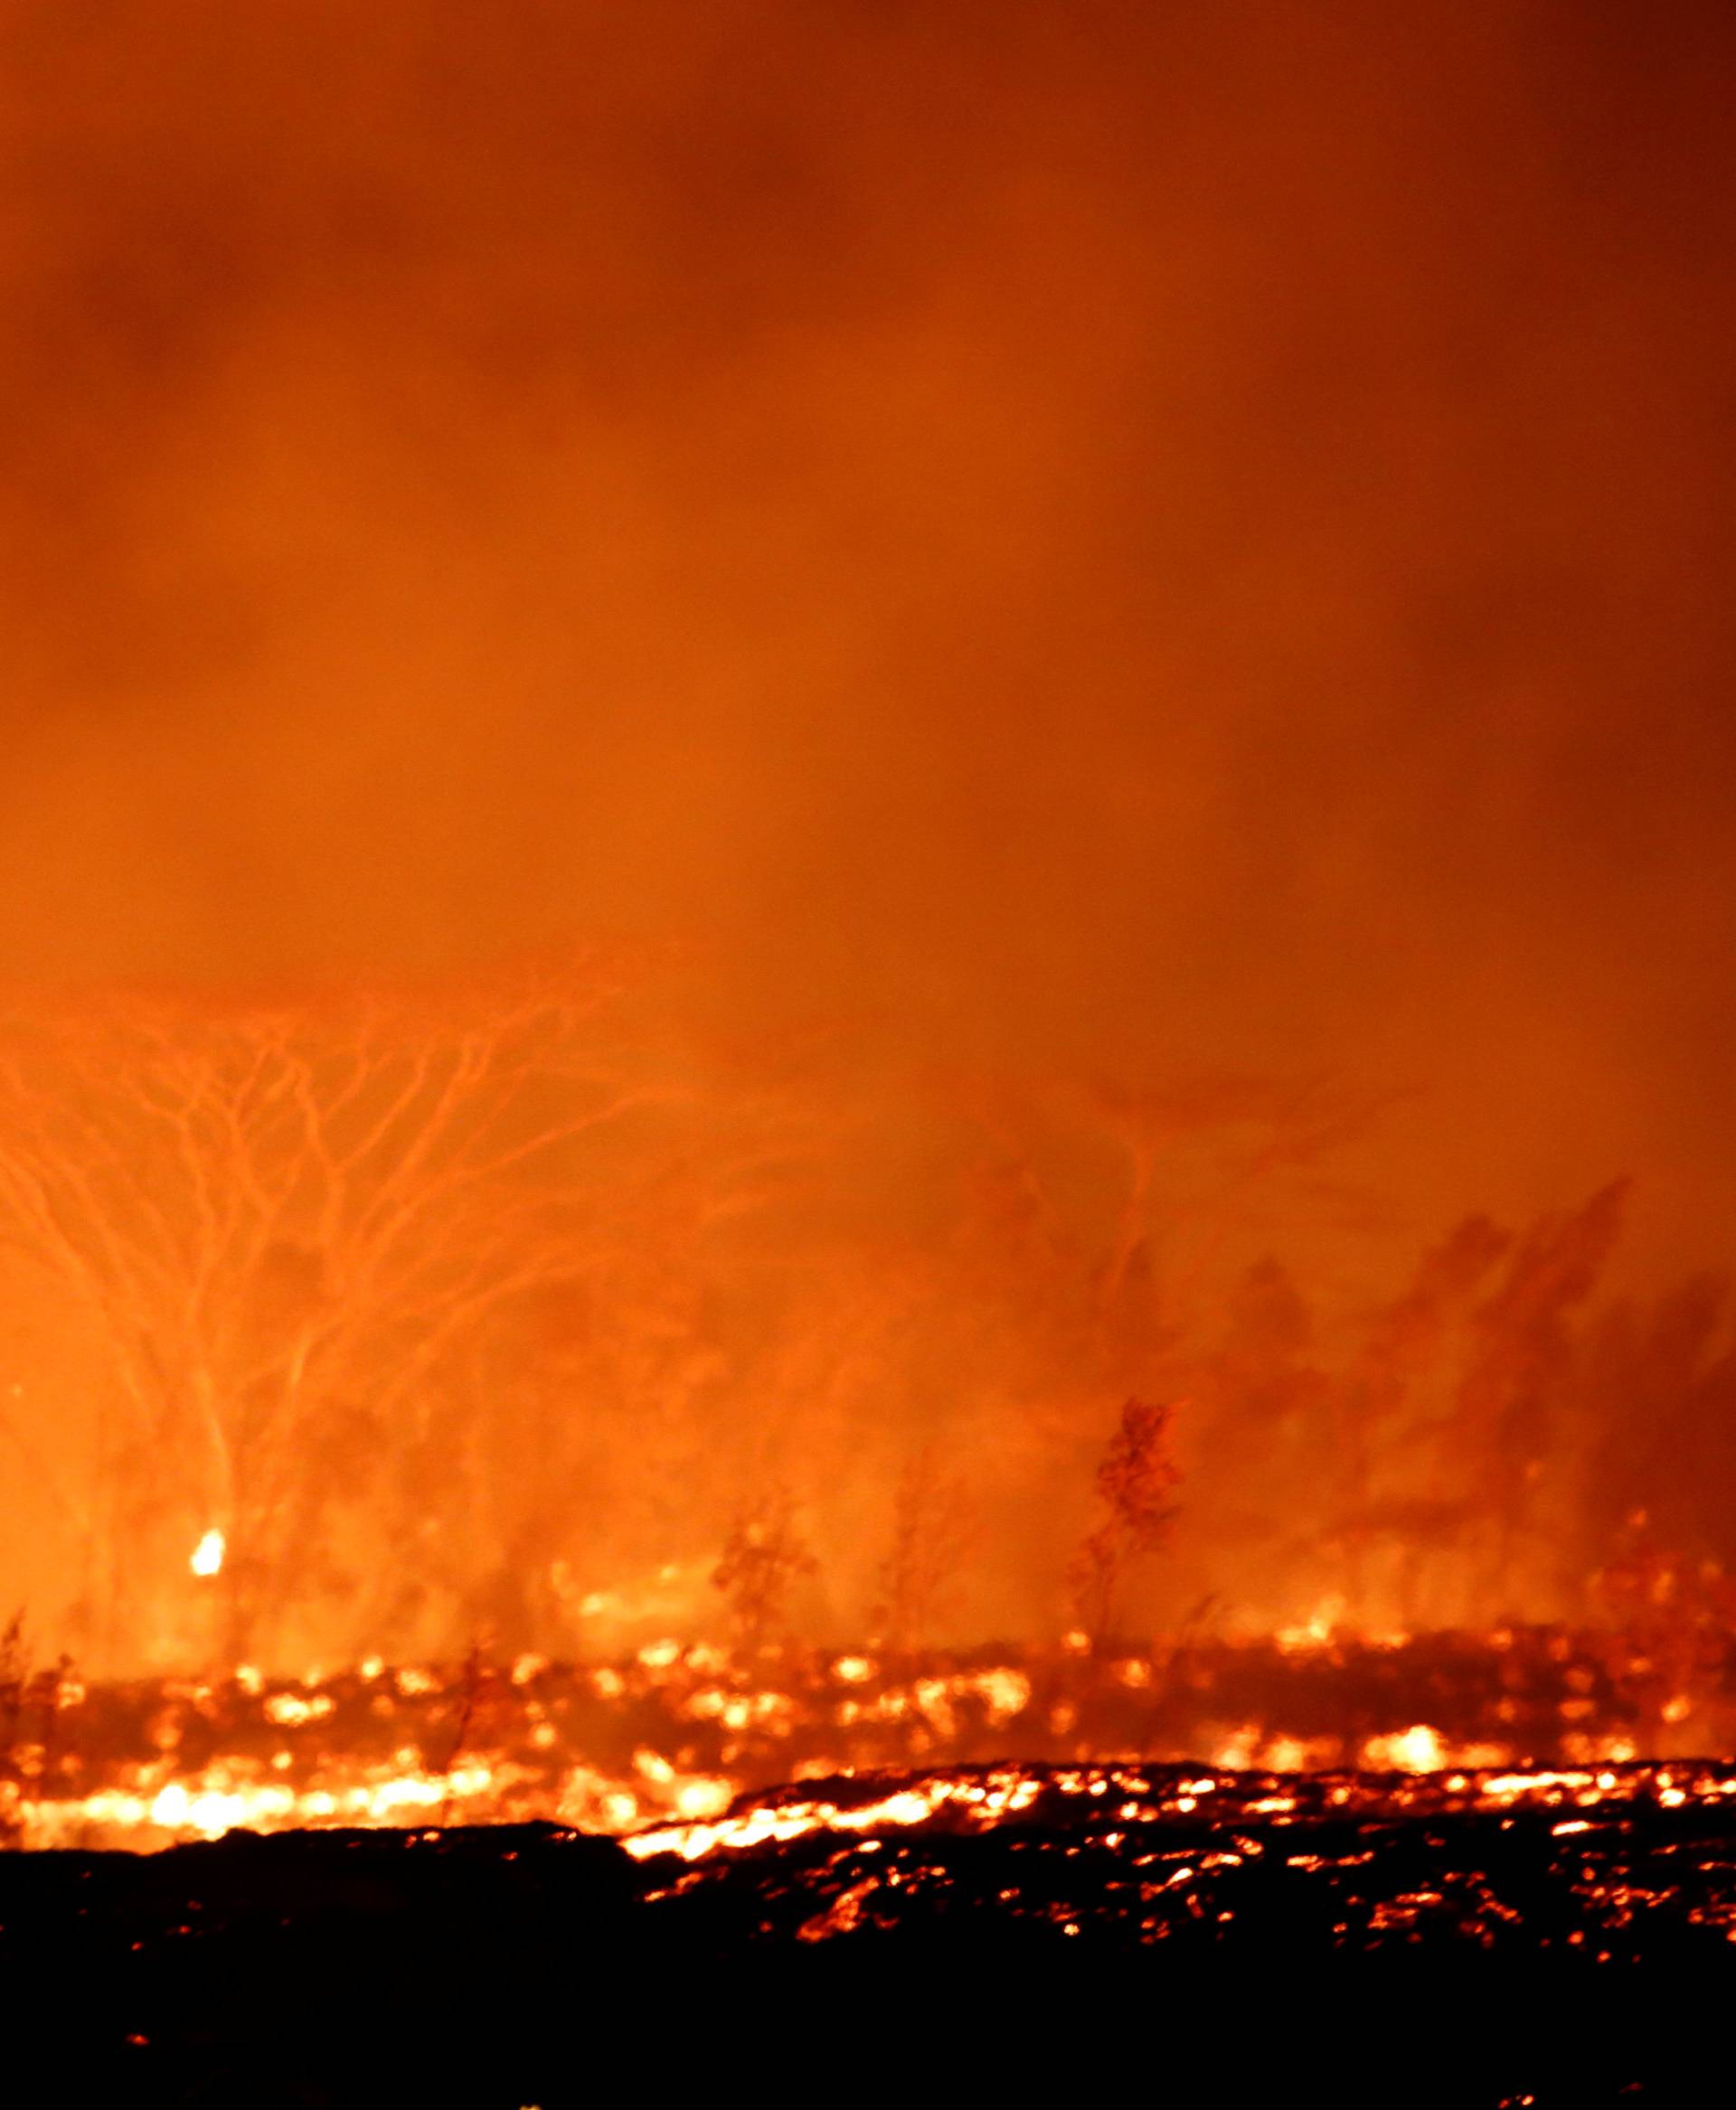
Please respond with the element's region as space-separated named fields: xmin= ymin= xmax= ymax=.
xmin=1 ymin=0 xmax=1732 ymax=1283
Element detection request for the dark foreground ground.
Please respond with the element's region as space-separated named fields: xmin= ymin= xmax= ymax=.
xmin=6 ymin=1760 xmax=1734 ymax=2107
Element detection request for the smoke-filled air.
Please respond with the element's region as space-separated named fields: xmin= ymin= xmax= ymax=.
xmin=0 ymin=0 xmax=1733 ymax=1711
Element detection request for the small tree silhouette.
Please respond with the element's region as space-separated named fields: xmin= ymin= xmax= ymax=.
xmin=1069 ymin=1399 xmax=1183 ymax=1649
xmin=872 ymin=1448 xmax=973 ymax=1655
xmin=712 ymin=1493 xmax=817 ymax=1655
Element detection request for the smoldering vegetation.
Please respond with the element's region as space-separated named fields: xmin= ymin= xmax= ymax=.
xmin=0 ymin=971 xmax=1730 ymax=1676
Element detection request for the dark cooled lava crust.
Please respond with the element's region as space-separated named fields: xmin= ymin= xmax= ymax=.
xmin=6 ymin=1759 xmax=1736 ymax=2102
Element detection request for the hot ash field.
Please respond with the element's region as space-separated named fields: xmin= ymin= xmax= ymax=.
xmin=9 ymin=1632 xmax=1736 ymax=2103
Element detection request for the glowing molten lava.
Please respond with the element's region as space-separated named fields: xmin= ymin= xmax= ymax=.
xmin=5 ymin=1622 xmax=1729 ymax=1853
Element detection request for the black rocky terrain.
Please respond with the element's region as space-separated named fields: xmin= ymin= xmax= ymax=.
xmin=9 ymin=1760 xmax=1734 ymax=2105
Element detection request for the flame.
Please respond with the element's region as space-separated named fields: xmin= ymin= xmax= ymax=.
xmin=189 ymin=1528 xmax=225 ymax=1578
xmin=1277 ymin=1595 xmax=1347 ymax=1653
xmin=1367 ymin=1724 xmax=1447 ymax=1773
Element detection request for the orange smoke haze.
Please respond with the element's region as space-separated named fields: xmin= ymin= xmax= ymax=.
xmin=0 ymin=4 xmax=1731 ymax=1662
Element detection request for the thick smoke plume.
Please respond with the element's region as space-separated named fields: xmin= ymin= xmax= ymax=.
xmin=0 ymin=4 xmax=1731 ymax=1664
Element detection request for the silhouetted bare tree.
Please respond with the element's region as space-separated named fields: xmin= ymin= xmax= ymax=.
xmin=0 ymin=969 xmax=659 ymax=1663
xmin=1445 ymin=1182 xmax=1628 ymax=1608
xmin=872 ymin=1447 xmax=973 ymax=1655
xmin=712 ymin=1492 xmax=816 ymax=1654
xmin=1069 ymin=1398 xmax=1183 ymax=1647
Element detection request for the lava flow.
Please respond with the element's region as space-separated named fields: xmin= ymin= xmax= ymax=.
xmin=9 ymin=1617 xmax=1736 ymax=1857
xmin=623 ymin=1754 xmax=1736 ymax=1964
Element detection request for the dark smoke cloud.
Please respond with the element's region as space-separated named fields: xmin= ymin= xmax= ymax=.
xmin=0 ymin=0 xmax=1732 ymax=1286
